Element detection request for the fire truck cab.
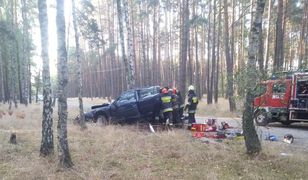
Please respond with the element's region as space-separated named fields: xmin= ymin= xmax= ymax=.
xmin=253 ymin=72 xmax=308 ymax=126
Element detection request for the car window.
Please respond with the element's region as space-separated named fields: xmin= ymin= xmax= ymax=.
xmin=117 ymin=91 xmax=136 ymax=103
xmin=139 ymin=87 xmax=157 ymax=99
xmin=273 ymin=82 xmax=286 ymax=94
xmin=254 ymin=84 xmax=267 ymax=97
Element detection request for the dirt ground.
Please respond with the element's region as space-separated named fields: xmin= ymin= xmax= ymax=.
xmin=0 ymin=98 xmax=308 ymax=179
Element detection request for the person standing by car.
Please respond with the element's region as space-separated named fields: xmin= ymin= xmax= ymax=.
xmin=185 ymin=85 xmax=198 ymax=124
xmin=160 ymin=88 xmax=173 ymax=126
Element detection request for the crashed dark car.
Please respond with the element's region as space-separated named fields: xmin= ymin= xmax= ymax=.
xmin=84 ymin=86 xmax=161 ymax=124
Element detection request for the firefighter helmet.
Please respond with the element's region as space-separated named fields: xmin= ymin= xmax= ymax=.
xmin=173 ymin=88 xmax=177 ymax=94
xmin=162 ymin=88 xmax=168 ymax=94
xmin=188 ymin=85 xmax=195 ymax=91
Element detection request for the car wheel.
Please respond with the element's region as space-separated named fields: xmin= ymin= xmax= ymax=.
xmin=254 ymin=110 xmax=269 ymax=126
xmin=280 ymin=115 xmax=291 ymax=126
xmin=97 ymin=115 xmax=108 ymax=126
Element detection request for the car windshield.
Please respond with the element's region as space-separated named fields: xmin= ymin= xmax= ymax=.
xmin=139 ymin=87 xmax=158 ymax=99
xmin=117 ymin=91 xmax=136 ymax=103
xmin=273 ymin=82 xmax=286 ymax=94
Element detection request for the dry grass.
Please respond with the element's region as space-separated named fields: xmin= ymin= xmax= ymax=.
xmin=197 ymin=97 xmax=243 ymax=118
xmin=0 ymin=99 xmax=307 ymax=179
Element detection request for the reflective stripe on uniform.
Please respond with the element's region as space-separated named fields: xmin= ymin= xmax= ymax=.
xmin=161 ymin=96 xmax=171 ymax=103
xmin=188 ymin=110 xmax=195 ymax=113
xmin=163 ymin=108 xmax=173 ymax=112
xmin=192 ymin=97 xmax=198 ymax=103
xmin=173 ymin=105 xmax=179 ymax=109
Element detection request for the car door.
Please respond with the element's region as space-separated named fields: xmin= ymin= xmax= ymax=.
xmin=114 ymin=90 xmax=140 ymax=120
xmin=138 ymin=87 xmax=160 ymax=116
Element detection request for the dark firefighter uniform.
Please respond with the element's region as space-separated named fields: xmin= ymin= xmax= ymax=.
xmin=160 ymin=88 xmax=173 ymax=125
xmin=185 ymin=86 xmax=198 ymax=124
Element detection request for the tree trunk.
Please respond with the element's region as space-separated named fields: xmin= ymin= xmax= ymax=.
xmin=207 ymin=1 xmax=212 ymax=104
xmin=72 ymin=0 xmax=86 ymax=129
xmin=274 ymin=0 xmax=284 ymax=72
xmin=0 ymin=49 xmax=4 ymax=102
xmin=298 ymin=0 xmax=307 ymax=68
xmin=28 ymin=63 xmax=32 ymax=104
xmin=215 ymin=0 xmax=222 ymax=103
xmin=35 ymin=71 xmax=40 ymax=103
xmin=242 ymin=0 xmax=264 ymax=155
xmin=179 ymin=0 xmax=189 ymax=101
xmin=152 ymin=4 xmax=158 ymax=86
xmin=108 ymin=0 xmax=116 ymax=98
xmin=223 ymin=0 xmax=236 ymax=111
xmin=264 ymin=0 xmax=273 ymax=72
xmin=116 ymin=0 xmax=134 ymax=89
xmin=38 ymin=0 xmax=54 ymax=157
xmin=305 ymin=1 xmax=308 ymax=67
xmin=21 ymin=0 xmax=29 ymax=106
xmin=195 ymin=26 xmax=201 ymax=99
xmin=210 ymin=0 xmax=217 ymax=104
xmin=56 ymin=0 xmax=73 ymax=168
xmin=231 ymin=0 xmax=235 ymax=74
xmin=123 ymin=0 xmax=136 ymax=88
xmin=257 ymin=21 xmax=264 ymax=74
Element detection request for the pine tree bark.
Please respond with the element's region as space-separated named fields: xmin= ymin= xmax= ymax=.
xmin=299 ymin=0 xmax=307 ymax=68
xmin=257 ymin=23 xmax=264 ymax=73
xmin=72 ymin=0 xmax=86 ymax=129
xmin=195 ymin=26 xmax=201 ymax=99
xmin=274 ymin=0 xmax=284 ymax=72
xmin=210 ymin=0 xmax=217 ymax=104
xmin=108 ymin=0 xmax=116 ymax=98
xmin=215 ymin=0 xmax=222 ymax=103
xmin=179 ymin=0 xmax=189 ymax=101
xmin=223 ymin=0 xmax=236 ymax=111
xmin=242 ymin=0 xmax=264 ymax=155
xmin=28 ymin=63 xmax=32 ymax=104
xmin=21 ymin=0 xmax=30 ymax=105
xmin=56 ymin=0 xmax=73 ymax=168
xmin=140 ymin=14 xmax=147 ymax=86
xmin=38 ymin=0 xmax=54 ymax=156
xmin=152 ymin=4 xmax=158 ymax=86
xmin=305 ymin=6 xmax=308 ymax=67
xmin=0 ymin=42 xmax=4 ymax=102
xmin=231 ymin=0 xmax=235 ymax=74
xmin=207 ymin=1 xmax=212 ymax=104
xmin=264 ymin=0 xmax=273 ymax=72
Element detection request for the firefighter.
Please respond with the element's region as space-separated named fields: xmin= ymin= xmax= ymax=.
xmin=184 ymin=85 xmax=198 ymax=124
xmin=160 ymin=88 xmax=173 ymax=126
xmin=171 ymin=88 xmax=180 ymax=125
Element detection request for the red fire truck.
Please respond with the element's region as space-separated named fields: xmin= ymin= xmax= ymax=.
xmin=253 ymin=71 xmax=308 ymax=126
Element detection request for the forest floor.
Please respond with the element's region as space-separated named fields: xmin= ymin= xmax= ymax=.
xmin=0 ymin=98 xmax=308 ymax=179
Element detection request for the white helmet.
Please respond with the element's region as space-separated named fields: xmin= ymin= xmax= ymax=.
xmin=188 ymin=85 xmax=194 ymax=91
